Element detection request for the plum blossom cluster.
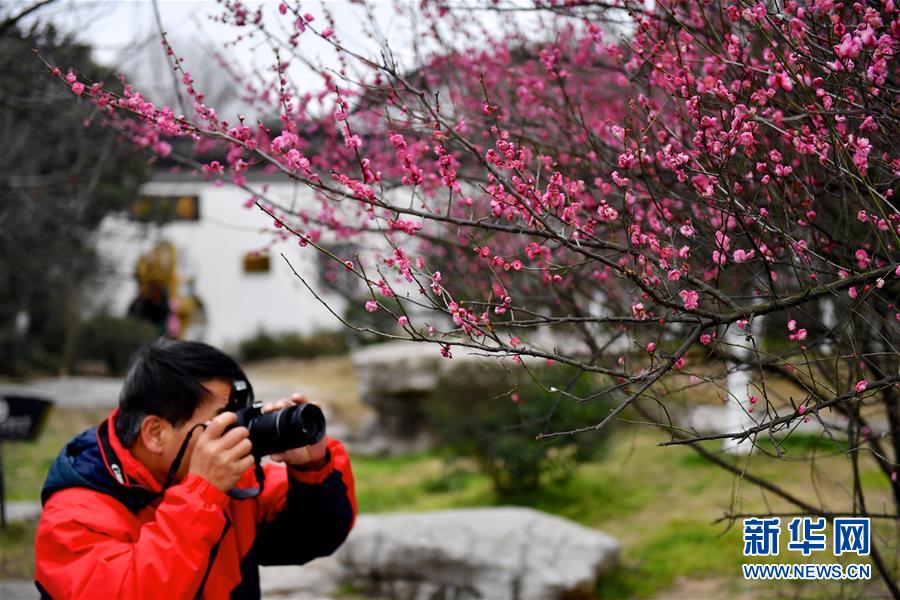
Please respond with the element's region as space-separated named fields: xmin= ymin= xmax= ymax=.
xmin=47 ymin=0 xmax=898 ymax=388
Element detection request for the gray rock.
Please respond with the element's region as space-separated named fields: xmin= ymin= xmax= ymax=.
xmin=350 ymin=343 xmax=442 ymax=454
xmin=260 ymin=559 xmax=344 ymax=599
xmin=350 ymin=342 xmax=530 ymax=455
xmin=351 ymin=342 xmax=444 ymax=397
xmin=334 ymin=507 xmax=619 ymax=600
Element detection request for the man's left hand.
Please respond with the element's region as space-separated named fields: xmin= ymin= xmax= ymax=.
xmin=261 ymin=393 xmax=329 ymax=470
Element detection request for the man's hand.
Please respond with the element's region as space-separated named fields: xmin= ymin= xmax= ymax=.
xmin=261 ymin=393 xmax=329 ymax=470
xmin=188 ymin=412 xmax=255 ymax=492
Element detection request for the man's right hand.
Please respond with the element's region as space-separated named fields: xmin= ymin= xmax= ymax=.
xmin=188 ymin=412 xmax=254 ymax=493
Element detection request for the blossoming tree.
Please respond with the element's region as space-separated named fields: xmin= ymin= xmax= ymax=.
xmin=46 ymin=0 xmax=898 ymax=590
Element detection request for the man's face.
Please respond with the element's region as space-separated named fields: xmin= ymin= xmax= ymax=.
xmin=162 ymin=378 xmax=233 ymax=481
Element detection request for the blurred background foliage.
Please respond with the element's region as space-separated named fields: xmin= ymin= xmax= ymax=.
xmin=0 ymin=18 xmax=148 ymax=377
xmin=73 ymin=313 xmax=158 ymax=375
xmin=237 ymin=328 xmax=349 ymax=362
xmin=428 ymin=363 xmax=615 ymax=498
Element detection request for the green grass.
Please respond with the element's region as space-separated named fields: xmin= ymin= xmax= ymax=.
xmin=597 ymin=520 xmax=744 ymax=598
xmin=0 ymin=520 xmax=37 ymax=580
xmin=3 ymin=407 xmax=108 ymax=502
xmin=754 ymin=433 xmax=845 ymax=456
xmin=353 ymin=454 xmax=492 ymax=513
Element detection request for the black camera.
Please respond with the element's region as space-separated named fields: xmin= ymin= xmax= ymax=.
xmin=227 ymin=380 xmax=326 ymax=457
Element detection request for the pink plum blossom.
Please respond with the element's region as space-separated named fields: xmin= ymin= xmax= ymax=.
xmin=679 ymin=290 xmax=699 ymax=310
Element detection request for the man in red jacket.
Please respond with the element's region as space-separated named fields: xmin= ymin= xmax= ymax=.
xmin=34 ymin=339 xmax=357 ymax=599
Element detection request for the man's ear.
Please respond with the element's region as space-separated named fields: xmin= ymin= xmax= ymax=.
xmin=138 ymin=415 xmax=168 ymax=454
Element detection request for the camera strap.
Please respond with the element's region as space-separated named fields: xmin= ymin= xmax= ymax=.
xmin=226 ymin=461 xmax=265 ymax=500
xmin=159 ymin=423 xmax=208 ymax=494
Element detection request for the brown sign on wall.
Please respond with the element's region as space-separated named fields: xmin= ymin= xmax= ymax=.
xmin=131 ymin=195 xmax=200 ymax=223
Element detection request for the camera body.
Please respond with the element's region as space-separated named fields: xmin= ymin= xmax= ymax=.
xmin=228 ymin=380 xmax=326 ymax=458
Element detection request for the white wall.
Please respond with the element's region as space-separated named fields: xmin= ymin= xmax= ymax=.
xmin=94 ymin=177 xmax=348 ymax=351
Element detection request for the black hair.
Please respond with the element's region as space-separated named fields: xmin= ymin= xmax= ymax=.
xmin=115 ymin=338 xmax=251 ymax=448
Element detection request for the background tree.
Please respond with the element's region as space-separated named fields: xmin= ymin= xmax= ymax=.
xmin=53 ymin=0 xmax=899 ymax=592
xmin=0 ymin=4 xmax=147 ymax=375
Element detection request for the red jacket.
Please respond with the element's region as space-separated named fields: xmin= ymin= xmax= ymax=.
xmin=35 ymin=409 xmax=356 ymax=599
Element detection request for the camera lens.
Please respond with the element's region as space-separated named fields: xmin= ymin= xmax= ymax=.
xmin=247 ymin=403 xmax=326 ymax=457
xmin=293 ymin=404 xmax=324 ymax=440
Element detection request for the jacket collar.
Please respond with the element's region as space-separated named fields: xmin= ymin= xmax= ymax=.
xmin=99 ymin=408 xmax=163 ymax=494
